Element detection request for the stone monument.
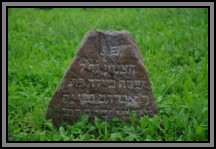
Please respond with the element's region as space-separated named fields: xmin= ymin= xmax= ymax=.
xmin=46 ymin=30 xmax=158 ymax=126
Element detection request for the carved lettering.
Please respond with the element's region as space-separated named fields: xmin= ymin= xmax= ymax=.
xmin=62 ymin=108 xmax=73 ymax=117
xmin=82 ymin=63 xmax=136 ymax=77
xmin=78 ymin=94 xmax=95 ymax=105
xmin=110 ymin=46 xmax=121 ymax=56
xmin=89 ymin=64 xmax=100 ymax=75
xmin=106 ymin=79 xmax=115 ymax=88
xmin=107 ymin=95 xmax=114 ymax=104
xmin=118 ymin=80 xmax=126 ymax=88
xmin=99 ymin=94 xmax=106 ymax=103
xmin=126 ymin=80 xmax=133 ymax=89
xmin=119 ymin=95 xmax=127 ymax=103
xmin=62 ymin=94 xmax=70 ymax=103
xmin=95 ymin=79 xmax=101 ymax=87
xmin=114 ymin=95 xmax=120 ymax=100
xmin=134 ymin=80 xmax=145 ymax=89
xmin=80 ymin=58 xmax=88 ymax=72
xmin=126 ymin=95 xmax=139 ymax=108
xmin=128 ymin=64 xmax=136 ymax=76
xmin=119 ymin=65 xmax=128 ymax=76
xmin=68 ymin=78 xmax=84 ymax=87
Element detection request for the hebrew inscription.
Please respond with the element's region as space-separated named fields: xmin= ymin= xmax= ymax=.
xmin=46 ymin=30 xmax=158 ymax=126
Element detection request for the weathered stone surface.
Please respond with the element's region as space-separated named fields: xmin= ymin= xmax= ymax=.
xmin=46 ymin=30 xmax=158 ymax=126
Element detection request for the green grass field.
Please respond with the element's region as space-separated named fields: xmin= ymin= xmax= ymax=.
xmin=8 ymin=8 xmax=208 ymax=141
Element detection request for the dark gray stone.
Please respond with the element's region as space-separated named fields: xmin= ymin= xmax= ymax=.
xmin=46 ymin=30 xmax=158 ymax=126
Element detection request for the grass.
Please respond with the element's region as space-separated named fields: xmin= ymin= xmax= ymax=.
xmin=8 ymin=8 xmax=208 ymax=141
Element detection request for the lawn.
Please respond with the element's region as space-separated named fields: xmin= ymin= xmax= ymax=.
xmin=8 ymin=8 xmax=208 ymax=141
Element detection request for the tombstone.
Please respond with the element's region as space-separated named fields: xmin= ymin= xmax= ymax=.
xmin=46 ymin=30 xmax=158 ymax=126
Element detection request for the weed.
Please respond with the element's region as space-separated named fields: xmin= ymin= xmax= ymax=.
xmin=8 ymin=8 xmax=208 ymax=141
